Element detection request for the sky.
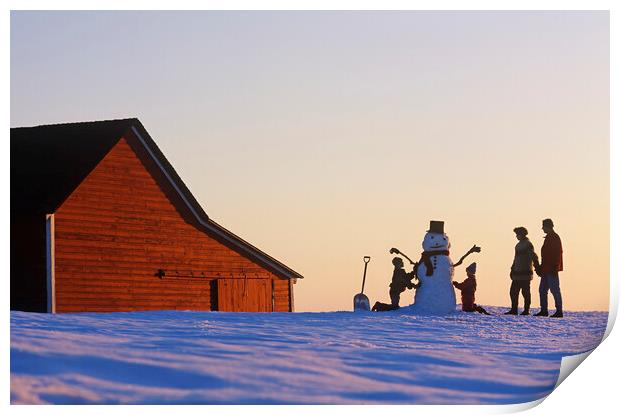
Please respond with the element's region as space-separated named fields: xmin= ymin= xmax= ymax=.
xmin=10 ymin=11 xmax=609 ymax=311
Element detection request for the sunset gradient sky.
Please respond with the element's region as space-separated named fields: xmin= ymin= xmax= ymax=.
xmin=11 ymin=11 xmax=609 ymax=311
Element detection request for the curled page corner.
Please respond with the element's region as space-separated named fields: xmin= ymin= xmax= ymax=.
xmin=508 ymin=348 xmax=599 ymax=413
xmin=498 ymin=396 xmax=547 ymax=413
xmin=555 ymin=349 xmax=594 ymax=388
xmin=603 ymin=301 xmax=617 ymax=340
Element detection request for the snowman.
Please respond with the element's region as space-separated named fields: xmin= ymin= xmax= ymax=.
xmin=410 ymin=221 xmax=480 ymax=314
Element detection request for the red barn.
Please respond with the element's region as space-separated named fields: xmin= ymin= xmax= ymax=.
xmin=11 ymin=119 xmax=303 ymax=313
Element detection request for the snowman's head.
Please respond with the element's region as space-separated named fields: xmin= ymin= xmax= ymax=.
xmin=422 ymin=232 xmax=450 ymax=251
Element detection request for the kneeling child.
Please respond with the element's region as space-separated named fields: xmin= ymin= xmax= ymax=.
xmin=452 ymin=263 xmax=490 ymax=315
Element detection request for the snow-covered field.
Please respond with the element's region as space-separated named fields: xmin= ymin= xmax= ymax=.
xmin=10 ymin=307 xmax=607 ymax=404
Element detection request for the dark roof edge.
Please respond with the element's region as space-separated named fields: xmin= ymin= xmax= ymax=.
xmin=10 ymin=117 xmax=138 ymax=130
xmin=128 ymin=122 xmax=303 ymax=280
xmin=204 ymin=219 xmax=304 ymax=279
xmin=129 ymin=121 xmax=210 ymax=222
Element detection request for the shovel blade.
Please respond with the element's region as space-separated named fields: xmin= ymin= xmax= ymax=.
xmin=354 ymin=293 xmax=370 ymax=311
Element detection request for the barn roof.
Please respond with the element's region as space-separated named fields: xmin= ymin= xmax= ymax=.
xmin=11 ymin=118 xmax=303 ymax=280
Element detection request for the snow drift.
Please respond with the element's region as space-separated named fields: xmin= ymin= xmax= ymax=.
xmin=10 ymin=307 xmax=607 ymax=404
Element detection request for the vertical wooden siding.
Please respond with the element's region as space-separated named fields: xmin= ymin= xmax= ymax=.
xmin=217 ymin=279 xmax=272 ymax=312
xmin=53 ymin=137 xmax=291 ymax=312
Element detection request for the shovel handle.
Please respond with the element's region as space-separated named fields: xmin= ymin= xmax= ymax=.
xmin=361 ymin=256 xmax=370 ymax=293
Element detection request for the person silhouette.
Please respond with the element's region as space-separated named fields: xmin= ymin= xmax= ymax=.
xmin=389 ymin=257 xmax=418 ymax=307
xmin=372 ymin=257 xmax=419 ymax=312
xmin=505 ymin=227 xmax=539 ymax=315
xmin=452 ymin=263 xmax=490 ymax=315
xmin=534 ymin=218 xmax=564 ymax=318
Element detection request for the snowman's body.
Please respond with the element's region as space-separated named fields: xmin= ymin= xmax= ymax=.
xmin=410 ymin=232 xmax=457 ymax=314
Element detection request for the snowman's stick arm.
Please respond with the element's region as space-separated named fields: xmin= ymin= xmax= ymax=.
xmin=389 ymin=247 xmax=416 ymax=265
xmin=400 ymin=252 xmax=416 ymax=265
xmin=453 ymin=244 xmax=482 ymax=267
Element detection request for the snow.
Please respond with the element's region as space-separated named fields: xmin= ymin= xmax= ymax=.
xmin=410 ymin=231 xmax=463 ymax=314
xmin=411 ymin=254 xmax=457 ymax=315
xmin=10 ymin=307 xmax=607 ymax=404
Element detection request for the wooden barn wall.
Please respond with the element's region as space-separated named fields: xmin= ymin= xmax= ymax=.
xmin=53 ymin=137 xmax=291 ymax=313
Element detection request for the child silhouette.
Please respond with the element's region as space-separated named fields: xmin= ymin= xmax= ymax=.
xmin=453 ymin=263 xmax=490 ymax=315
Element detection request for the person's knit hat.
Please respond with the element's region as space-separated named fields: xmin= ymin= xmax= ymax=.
xmin=513 ymin=226 xmax=528 ymax=236
xmin=392 ymin=257 xmax=404 ymax=267
xmin=466 ymin=262 xmax=477 ymax=275
xmin=542 ymin=218 xmax=554 ymax=228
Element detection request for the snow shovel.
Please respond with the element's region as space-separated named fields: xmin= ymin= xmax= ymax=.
xmin=353 ymin=256 xmax=371 ymax=311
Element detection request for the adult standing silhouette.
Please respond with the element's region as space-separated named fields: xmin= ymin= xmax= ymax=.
xmin=505 ymin=227 xmax=538 ymax=315
xmin=534 ymin=218 xmax=564 ymax=318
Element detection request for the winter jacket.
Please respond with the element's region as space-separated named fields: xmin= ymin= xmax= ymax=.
xmin=453 ymin=276 xmax=476 ymax=311
xmin=510 ymin=238 xmax=539 ymax=281
xmin=389 ymin=268 xmax=415 ymax=293
xmin=540 ymin=231 xmax=563 ymax=274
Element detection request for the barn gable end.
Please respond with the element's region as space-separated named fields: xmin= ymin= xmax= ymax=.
xmin=11 ymin=119 xmax=302 ymax=313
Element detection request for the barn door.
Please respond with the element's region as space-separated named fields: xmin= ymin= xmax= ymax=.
xmin=217 ymin=279 xmax=272 ymax=312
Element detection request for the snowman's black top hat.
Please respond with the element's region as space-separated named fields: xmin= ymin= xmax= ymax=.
xmin=428 ymin=220 xmax=445 ymax=234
